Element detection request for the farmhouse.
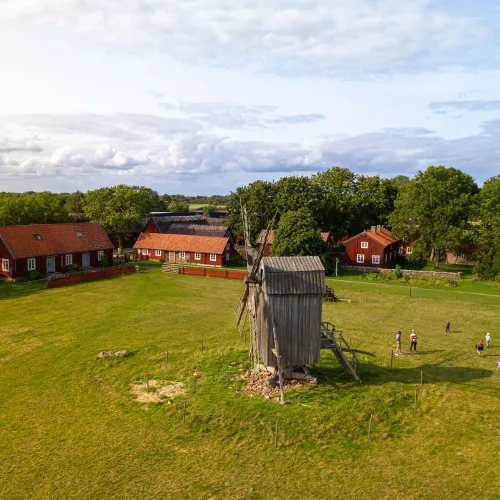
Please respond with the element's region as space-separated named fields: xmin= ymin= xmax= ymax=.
xmin=134 ymin=233 xmax=235 ymax=266
xmin=257 ymin=229 xmax=332 ymax=256
xmin=0 ymin=223 xmax=114 ymax=280
xmin=342 ymin=225 xmax=400 ymax=268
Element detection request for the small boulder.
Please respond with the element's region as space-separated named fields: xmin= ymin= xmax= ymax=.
xmin=114 ymin=350 xmax=129 ymax=357
xmin=98 ymin=351 xmax=113 ymax=358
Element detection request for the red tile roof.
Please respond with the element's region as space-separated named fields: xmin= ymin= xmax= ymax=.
xmin=0 ymin=223 xmax=114 ymax=258
xmin=257 ymin=229 xmax=274 ymax=245
xmin=343 ymin=227 xmax=399 ymax=247
xmin=134 ymin=233 xmax=229 ymax=255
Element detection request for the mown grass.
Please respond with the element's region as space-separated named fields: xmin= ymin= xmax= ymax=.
xmin=0 ymin=267 xmax=499 ymax=499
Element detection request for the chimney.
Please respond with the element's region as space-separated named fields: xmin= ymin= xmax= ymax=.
xmin=370 ymin=226 xmax=376 ymax=232
xmin=377 ymin=225 xmax=382 ymax=232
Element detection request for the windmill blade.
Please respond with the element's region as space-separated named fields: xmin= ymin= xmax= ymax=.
xmin=250 ymin=211 xmax=278 ymax=280
xmin=240 ymin=201 xmax=254 ymax=272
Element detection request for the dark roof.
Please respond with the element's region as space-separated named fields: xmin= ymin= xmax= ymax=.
xmin=0 ymin=223 xmax=114 ymax=258
xmin=167 ymin=223 xmax=229 ymax=237
xmin=260 ymin=256 xmax=325 ymax=295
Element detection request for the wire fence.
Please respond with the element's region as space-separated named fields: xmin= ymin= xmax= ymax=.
xmin=326 ymin=278 xmax=500 ymax=306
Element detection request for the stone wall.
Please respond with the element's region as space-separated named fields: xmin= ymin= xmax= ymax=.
xmin=340 ymin=265 xmax=462 ymax=280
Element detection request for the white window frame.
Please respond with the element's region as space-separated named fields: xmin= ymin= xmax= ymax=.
xmin=65 ymin=254 xmax=73 ymax=266
xmin=372 ymin=255 xmax=380 ymax=264
xmin=27 ymin=258 xmax=36 ymax=271
xmin=210 ymin=253 xmax=217 ymax=262
xmin=407 ymin=247 xmax=413 ymax=255
xmin=356 ymin=254 xmax=364 ymax=264
xmin=2 ymin=259 xmax=9 ymax=272
xmin=142 ymin=249 xmax=148 ymax=256
xmin=155 ymin=250 xmax=162 ymax=257
xmin=361 ymin=241 xmax=369 ymax=249
xmin=398 ymin=246 xmax=403 ymax=254
xmin=98 ymin=250 xmax=104 ymax=261
xmin=195 ymin=252 xmax=201 ymax=260
xmin=180 ymin=251 xmax=186 ymax=259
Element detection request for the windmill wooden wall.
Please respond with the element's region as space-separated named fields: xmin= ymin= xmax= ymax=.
xmin=255 ymin=256 xmax=325 ymax=367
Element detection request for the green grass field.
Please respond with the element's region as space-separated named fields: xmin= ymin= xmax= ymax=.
xmin=1 ymin=269 xmax=499 ymax=499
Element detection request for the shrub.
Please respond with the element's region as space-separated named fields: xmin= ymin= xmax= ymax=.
xmin=99 ymin=256 xmax=109 ymax=268
xmin=26 ymin=270 xmax=41 ymax=281
xmin=365 ymin=273 xmax=379 ymax=282
xmin=393 ymin=264 xmax=403 ymax=279
xmin=67 ymin=263 xmax=82 ymax=273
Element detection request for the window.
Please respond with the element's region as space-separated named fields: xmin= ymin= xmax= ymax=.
xmin=398 ymin=246 xmax=403 ymax=254
xmin=372 ymin=255 xmax=380 ymax=264
xmin=65 ymin=254 xmax=73 ymax=265
xmin=195 ymin=252 xmax=201 ymax=260
xmin=385 ymin=254 xmax=388 ymax=263
xmin=2 ymin=259 xmax=9 ymax=272
xmin=180 ymin=251 xmax=186 ymax=259
xmin=28 ymin=258 xmax=36 ymax=271
xmin=356 ymin=254 xmax=364 ymax=264
xmin=142 ymin=249 xmax=148 ymax=256
xmin=76 ymin=231 xmax=83 ymax=238
xmin=155 ymin=250 xmax=162 ymax=257
xmin=407 ymin=247 xmax=413 ymax=255
xmin=460 ymin=253 xmax=466 ymax=260
xmin=226 ymin=243 xmax=230 ymax=250
xmin=210 ymin=253 xmax=217 ymax=262
xmin=33 ymin=234 xmax=42 ymax=240
xmin=98 ymin=250 xmax=104 ymax=261
xmin=361 ymin=241 xmax=369 ymax=249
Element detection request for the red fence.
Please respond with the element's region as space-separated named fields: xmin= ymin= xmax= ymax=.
xmin=178 ymin=267 xmax=247 ymax=280
xmin=46 ymin=265 xmax=135 ymax=288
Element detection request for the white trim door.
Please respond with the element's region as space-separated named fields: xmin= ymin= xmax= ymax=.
xmin=82 ymin=252 xmax=90 ymax=268
xmin=169 ymin=251 xmax=175 ymax=262
xmin=47 ymin=256 xmax=55 ymax=273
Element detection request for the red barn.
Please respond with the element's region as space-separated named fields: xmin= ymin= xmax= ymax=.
xmin=342 ymin=225 xmax=400 ymax=268
xmin=0 ymin=223 xmax=114 ymax=280
xmin=398 ymin=240 xmax=416 ymax=258
xmin=133 ymin=233 xmax=235 ymax=267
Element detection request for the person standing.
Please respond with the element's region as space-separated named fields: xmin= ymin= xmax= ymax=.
xmin=446 ymin=320 xmax=451 ymax=333
xmin=476 ymin=340 xmax=484 ymax=357
xmin=485 ymin=332 xmax=491 ymax=348
xmin=395 ymin=331 xmax=402 ymax=355
xmin=410 ymin=330 xmax=417 ymax=352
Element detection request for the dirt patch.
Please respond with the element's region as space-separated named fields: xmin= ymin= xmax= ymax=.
xmin=130 ymin=380 xmax=185 ymax=403
xmin=240 ymin=369 xmax=317 ymax=401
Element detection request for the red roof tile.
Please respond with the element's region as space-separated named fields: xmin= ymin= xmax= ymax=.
xmin=0 ymin=223 xmax=114 ymax=259
xmin=257 ymin=229 xmax=274 ymax=245
xmin=343 ymin=227 xmax=398 ymax=247
xmin=134 ymin=233 xmax=229 ymax=254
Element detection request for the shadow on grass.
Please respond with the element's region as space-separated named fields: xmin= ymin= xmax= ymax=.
xmin=315 ymin=361 xmax=495 ymax=388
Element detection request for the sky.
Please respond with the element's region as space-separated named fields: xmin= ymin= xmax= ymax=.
xmin=1 ymin=0 xmax=500 ymax=195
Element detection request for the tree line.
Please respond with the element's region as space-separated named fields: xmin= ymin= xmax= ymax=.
xmin=227 ymin=166 xmax=500 ymax=278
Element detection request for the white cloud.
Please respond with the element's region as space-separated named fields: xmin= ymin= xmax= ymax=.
xmin=0 ymin=0 xmax=490 ymax=75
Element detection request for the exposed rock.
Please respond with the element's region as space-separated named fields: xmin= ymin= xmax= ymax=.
xmin=114 ymin=350 xmax=129 ymax=357
xmin=98 ymin=349 xmax=129 ymax=358
xmin=97 ymin=351 xmax=113 ymax=358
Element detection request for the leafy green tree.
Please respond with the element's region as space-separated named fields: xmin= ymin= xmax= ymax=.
xmin=227 ymin=181 xmax=278 ymax=241
xmin=201 ymin=205 xmax=218 ymax=214
xmin=167 ymin=200 xmax=190 ymax=212
xmin=311 ymin=167 xmax=357 ymax=243
xmin=272 ymin=208 xmax=327 ymax=256
xmin=66 ymin=190 xmax=86 ymax=214
xmin=389 ymin=166 xmax=479 ymax=267
xmin=83 ymin=185 xmax=163 ymax=249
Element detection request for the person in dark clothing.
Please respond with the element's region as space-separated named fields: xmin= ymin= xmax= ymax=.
xmin=476 ymin=340 xmax=484 ymax=357
xmin=446 ymin=320 xmax=451 ymax=333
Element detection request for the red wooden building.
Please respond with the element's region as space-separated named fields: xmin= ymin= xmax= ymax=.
xmin=0 ymin=223 xmax=114 ymax=280
xmin=342 ymin=225 xmax=400 ymax=268
xmin=134 ymin=233 xmax=235 ymax=267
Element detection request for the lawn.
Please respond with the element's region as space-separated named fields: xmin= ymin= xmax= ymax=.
xmin=0 ymin=268 xmax=499 ymax=499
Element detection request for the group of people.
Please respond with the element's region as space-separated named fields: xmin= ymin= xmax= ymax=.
xmin=395 ymin=322 xmax=499 ymax=370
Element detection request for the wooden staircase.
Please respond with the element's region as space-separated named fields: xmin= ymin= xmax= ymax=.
xmin=321 ymin=322 xmax=375 ymax=383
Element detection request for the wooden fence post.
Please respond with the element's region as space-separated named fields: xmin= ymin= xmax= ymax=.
xmin=368 ymin=413 xmax=373 ymax=442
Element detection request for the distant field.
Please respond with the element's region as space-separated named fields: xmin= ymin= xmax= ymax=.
xmin=0 ymin=267 xmax=499 ymax=498
xmin=189 ymin=204 xmax=227 ymax=211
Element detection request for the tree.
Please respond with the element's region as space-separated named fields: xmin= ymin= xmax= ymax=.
xmin=311 ymin=167 xmax=357 ymax=243
xmin=272 ymin=208 xmax=326 ymax=257
xmin=227 ymin=181 xmax=278 ymax=240
xmin=389 ymin=166 xmax=479 ymax=267
xmin=66 ymin=190 xmax=86 ymax=214
xmin=83 ymin=185 xmax=163 ymax=250
xmin=201 ymin=205 xmax=218 ymax=215
xmin=167 ymin=200 xmax=190 ymax=212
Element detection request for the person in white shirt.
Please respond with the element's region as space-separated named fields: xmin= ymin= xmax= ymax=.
xmin=410 ymin=330 xmax=417 ymax=352
xmin=485 ymin=332 xmax=491 ymax=348
xmin=395 ymin=331 xmax=402 ymax=355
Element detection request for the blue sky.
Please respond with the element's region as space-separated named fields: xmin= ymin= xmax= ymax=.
xmin=0 ymin=0 xmax=499 ymax=194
